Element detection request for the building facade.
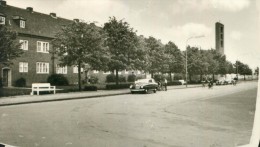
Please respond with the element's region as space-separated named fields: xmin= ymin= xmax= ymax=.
xmin=0 ymin=1 xmax=146 ymax=87
xmin=215 ymin=22 xmax=224 ymax=56
xmin=0 ymin=1 xmax=87 ymax=87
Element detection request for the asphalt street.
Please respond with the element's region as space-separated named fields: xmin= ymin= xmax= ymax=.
xmin=0 ymin=81 xmax=258 ymax=147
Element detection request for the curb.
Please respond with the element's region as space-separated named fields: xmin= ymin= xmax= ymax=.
xmin=0 ymin=92 xmax=130 ymax=107
xmin=0 ymin=85 xmax=202 ymax=107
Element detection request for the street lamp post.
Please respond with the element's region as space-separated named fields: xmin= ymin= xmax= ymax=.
xmin=185 ymin=35 xmax=205 ymax=87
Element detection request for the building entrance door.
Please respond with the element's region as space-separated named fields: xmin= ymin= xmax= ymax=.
xmin=2 ymin=68 xmax=11 ymax=87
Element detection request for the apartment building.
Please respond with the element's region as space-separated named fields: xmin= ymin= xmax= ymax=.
xmin=0 ymin=1 xmax=145 ymax=87
xmin=0 ymin=1 xmax=86 ymax=86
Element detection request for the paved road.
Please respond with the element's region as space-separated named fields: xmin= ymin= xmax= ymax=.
xmin=0 ymin=81 xmax=257 ymax=147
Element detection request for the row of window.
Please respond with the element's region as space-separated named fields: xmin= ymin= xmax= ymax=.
xmin=92 ymin=70 xmax=143 ymax=75
xmin=20 ymin=40 xmax=49 ymax=53
xmin=0 ymin=16 xmax=25 ymax=28
xmin=19 ymin=62 xmax=82 ymax=74
xmin=19 ymin=62 xmax=141 ymax=75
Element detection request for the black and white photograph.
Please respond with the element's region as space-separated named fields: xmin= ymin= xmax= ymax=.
xmin=0 ymin=0 xmax=259 ymax=146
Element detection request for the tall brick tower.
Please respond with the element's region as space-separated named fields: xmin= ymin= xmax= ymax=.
xmin=215 ymin=22 xmax=224 ymax=55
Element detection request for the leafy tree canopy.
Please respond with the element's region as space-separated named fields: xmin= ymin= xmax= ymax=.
xmin=0 ymin=25 xmax=23 ymax=65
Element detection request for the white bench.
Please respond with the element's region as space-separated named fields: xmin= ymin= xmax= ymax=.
xmin=31 ymin=83 xmax=56 ymax=95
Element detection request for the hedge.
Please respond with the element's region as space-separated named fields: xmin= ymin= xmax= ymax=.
xmin=84 ymin=85 xmax=98 ymax=91
xmin=167 ymin=81 xmax=182 ymax=85
xmin=47 ymin=74 xmax=69 ymax=86
xmin=106 ymin=83 xmax=131 ymax=90
xmin=15 ymin=77 xmax=26 ymax=87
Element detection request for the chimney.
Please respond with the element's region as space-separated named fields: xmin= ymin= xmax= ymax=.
xmin=26 ymin=7 xmax=33 ymax=12
xmin=50 ymin=13 xmax=56 ymax=18
xmin=0 ymin=0 xmax=7 ymax=6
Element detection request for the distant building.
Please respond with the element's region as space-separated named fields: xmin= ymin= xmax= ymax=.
xmin=215 ymin=22 xmax=224 ymax=56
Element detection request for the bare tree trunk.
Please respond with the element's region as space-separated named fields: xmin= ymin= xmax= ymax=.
xmin=116 ymin=68 xmax=119 ymax=85
xmin=169 ymin=72 xmax=172 ymax=82
xmin=78 ymin=62 xmax=82 ymax=91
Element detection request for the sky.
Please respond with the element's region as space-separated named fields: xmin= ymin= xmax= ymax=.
xmin=7 ymin=0 xmax=260 ymax=70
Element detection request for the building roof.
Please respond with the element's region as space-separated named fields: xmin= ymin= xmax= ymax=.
xmin=0 ymin=3 xmax=73 ymax=38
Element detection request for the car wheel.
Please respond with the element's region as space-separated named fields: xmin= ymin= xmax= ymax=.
xmin=131 ymin=91 xmax=135 ymax=94
xmin=153 ymin=89 xmax=156 ymax=93
xmin=144 ymin=89 xmax=148 ymax=94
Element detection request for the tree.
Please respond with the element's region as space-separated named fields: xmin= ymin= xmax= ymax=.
xmin=226 ymin=61 xmax=235 ymax=74
xmin=187 ymin=46 xmax=205 ymax=81
xmin=0 ymin=25 xmax=23 ymax=65
xmin=164 ymin=41 xmax=184 ymax=81
xmin=52 ymin=21 xmax=107 ymax=90
xmin=203 ymin=49 xmax=219 ymax=80
xmin=103 ymin=17 xmax=140 ymax=85
xmin=144 ymin=36 xmax=164 ymax=77
xmin=236 ymin=60 xmax=252 ymax=80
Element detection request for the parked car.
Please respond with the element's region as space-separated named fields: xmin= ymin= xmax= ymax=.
xmin=130 ymin=78 xmax=158 ymax=94
xmin=216 ymin=78 xmax=226 ymax=85
xmin=224 ymin=79 xmax=233 ymax=85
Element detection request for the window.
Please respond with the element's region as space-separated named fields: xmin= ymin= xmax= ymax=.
xmin=221 ymin=41 xmax=223 ymax=47
xmin=20 ymin=20 xmax=25 ymax=28
xmin=56 ymin=64 xmax=67 ymax=74
xmin=73 ymin=66 xmax=83 ymax=73
xmin=220 ymin=27 xmax=223 ymax=33
xmin=19 ymin=40 xmax=28 ymax=50
xmin=36 ymin=62 xmax=49 ymax=74
xmin=0 ymin=16 xmax=5 ymax=25
xmin=19 ymin=62 xmax=28 ymax=73
xmin=37 ymin=41 xmax=49 ymax=53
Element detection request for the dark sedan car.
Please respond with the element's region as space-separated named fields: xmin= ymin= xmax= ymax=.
xmin=130 ymin=78 xmax=158 ymax=94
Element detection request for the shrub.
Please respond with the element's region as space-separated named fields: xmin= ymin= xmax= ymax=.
xmin=173 ymin=74 xmax=183 ymax=80
xmin=106 ymin=83 xmax=131 ymax=90
xmin=89 ymin=75 xmax=99 ymax=84
xmin=106 ymin=74 xmax=116 ymax=83
xmin=153 ymin=74 xmax=165 ymax=82
xmin=119 ymin=75 xmax=126 ymax=82
xmin=127 ymin=74 xmax=136 ymax=82
xmin=0 ymin=78 xmax=3 ymax=88
xmin=167 ymin=80 xmax=182 ymax=85
xmin=15 ymin=77 xmax=26 ymax=87
xmin=84 ymin=85 xmax=97 ymax=91
xmin=189 ymin=80 xmax=201 ymax=84
xmin=47 ymin=74 xmax=69 ymax=86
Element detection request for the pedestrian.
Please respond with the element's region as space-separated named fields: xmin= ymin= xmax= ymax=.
xmin=208 ymin=79 xmax=213 ymax=89
xmin=164 ymin=78 xmax=167 ymax=91
xmin=158 ymin=80 xmax=161 ymax=91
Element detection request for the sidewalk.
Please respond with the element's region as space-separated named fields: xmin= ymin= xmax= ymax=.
xmin=0 ymin=84 xmax=201 ymax=106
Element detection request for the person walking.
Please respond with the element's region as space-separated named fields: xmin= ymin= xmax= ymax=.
xmin=157 ymin=80 xmax=162 ymax=91
xmin=164 ymin=78 xmax=168 ymax=91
